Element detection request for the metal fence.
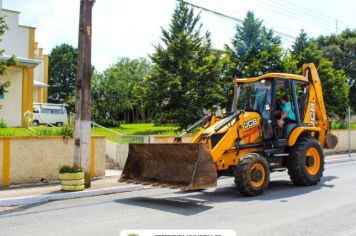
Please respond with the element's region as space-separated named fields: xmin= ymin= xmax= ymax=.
xmin=91 ymin=121 xmax=149 ymax=144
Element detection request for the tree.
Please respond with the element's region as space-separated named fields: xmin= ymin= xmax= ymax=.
xmin=290 ymin=30 xmax=349 ymax=117
xmin=0 ymin=16 xmax=16 ymax=95
xmin=225 ymin=11 xmax=285 ymax=79
xmin=316 ymin=29 xmax=356 ymax=112
xmin=48 ymin=44 xmax=78 ymax=105
xmin=291 ymin=29 xmax=309 ymax=60
xmin=91 ymin=58 xmax=152 ymax=124
xmin=148 ymin=2 xmax=225 ymax=128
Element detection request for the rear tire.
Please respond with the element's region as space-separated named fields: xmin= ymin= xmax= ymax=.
xmin=287 ymin=136 xmax=324 ymax=186
xmin=33 ymin=120 xmax=39 ymax=127
xmin=234 ymin=154 xmax=270 ymax=196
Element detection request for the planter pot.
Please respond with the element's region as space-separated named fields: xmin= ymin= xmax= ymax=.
xmin=59 ymin=172 xmax=84 ymax=180
xmin=59 ymin=172 xmax=84 ymax=191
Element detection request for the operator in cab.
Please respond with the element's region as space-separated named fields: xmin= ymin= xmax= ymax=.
xmin=277 ymin=95 xmax=296 ymax=136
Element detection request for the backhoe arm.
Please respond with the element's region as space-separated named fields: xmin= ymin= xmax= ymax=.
xmin=302 ymin=63 xmax=335 ymax=148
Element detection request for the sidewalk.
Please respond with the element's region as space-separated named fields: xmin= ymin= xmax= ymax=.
xmin=0 ymin=153 xmax=354 ymax=207
xmin=0 ymin=170 xmax=144 ymax=207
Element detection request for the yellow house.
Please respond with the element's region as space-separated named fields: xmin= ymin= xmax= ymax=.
xmin=0 ymin=0 xmax=48 ymax=127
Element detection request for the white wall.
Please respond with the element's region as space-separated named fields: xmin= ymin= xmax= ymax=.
xmin=0 ymin=9 xmax=30 ymax=58
xmin=33 ymin=87 xmax=39 ymax=103
xmin=0 ymin=67 xmax=22 ymax=127
xmin=34 ymin=58 xmax=44 ymax=83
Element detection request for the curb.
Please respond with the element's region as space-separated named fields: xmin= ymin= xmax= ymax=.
xmin=0 ymin=185 xmax=144 ymax=207
xmin=325 ymin=157 xmax=354 ymax=164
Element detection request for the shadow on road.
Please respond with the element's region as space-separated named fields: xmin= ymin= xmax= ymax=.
xmin=0 ymin=201 xmax=51 ymax=217
xmin=114 ymin=196 xmax=212 ymax=215
xmin=114 ymin=175 xmax=337 ymax=215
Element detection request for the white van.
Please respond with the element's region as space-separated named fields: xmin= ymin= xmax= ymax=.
xmin=33 ymin=103 xmax=68 ymax=126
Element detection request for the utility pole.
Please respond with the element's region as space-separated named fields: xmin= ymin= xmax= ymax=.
xmin=348 ymin=106 xmax=351 ymax=157
xmin=74 ymin=0 xmax=95 ymax=188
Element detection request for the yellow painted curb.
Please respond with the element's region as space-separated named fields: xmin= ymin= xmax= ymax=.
xmin=59 ymin=172 xmax=84 ymax=180
xmin=61 ymin=185 xmax=85 ymax=191
xmin=61 ymin=179 xmax=85 ymax=186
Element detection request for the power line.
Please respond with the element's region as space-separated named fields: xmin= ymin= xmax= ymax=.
xmin=194 ymin=0 xmax=300 ymax=38
xmin=179 ymin=0 xmax=297 ymax=42
xmin=270 ymin=0 xmax=352 ymax=28
xmin=265 ymin=0 xmax=351 ymax=33
xmin=177 ymin=0 xmax=356 ymax=62
xmin=249 ymin=0 xmax=335 ymax=32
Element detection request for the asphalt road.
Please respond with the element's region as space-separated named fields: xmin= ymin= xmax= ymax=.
xmin=1 ymin=158 xmax=356 ymax=236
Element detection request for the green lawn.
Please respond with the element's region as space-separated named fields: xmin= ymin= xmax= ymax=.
xmin=331 ymin=121 xmax=356 ymax=129
xmin=0 ymin=123 xmax=180 ymax=138
xmin=0 ymin=128 xmax=32 ymax=136
xmin=0 ymin=121 xmax=354 ymax=140
xmin=0 ymin=127 xmax=73 ymax=137
xmin=92 ymin=123 xmax=180 ymax=136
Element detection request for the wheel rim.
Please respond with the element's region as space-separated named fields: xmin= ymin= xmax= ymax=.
xmin=305 ymin=147 xmax=321 ymax=175
xmin=250 ymin=163 xmax=265 ymax=188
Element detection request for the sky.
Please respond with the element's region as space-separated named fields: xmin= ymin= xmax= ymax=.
xmin=3 ymin=0 xmax=356 ymax=72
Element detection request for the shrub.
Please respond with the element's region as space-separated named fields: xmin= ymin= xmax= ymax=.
xmin=0 ymin=118 xmax=7 ymax=128
xmin=59 ymin=165 xmax=83 ymax=174
xmin=95 ymin=118 xmax=120 ymax=127
xmin=57 ymin=124 xmax=74 ymax=137
xmin=34 ymin=128 xmax=53 ymax=136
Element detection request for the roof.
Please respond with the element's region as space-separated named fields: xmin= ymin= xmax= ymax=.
xmin=1 ymin=8 xmax=21 ymax=14
xmin=0 ymin=55 xmax=41 ymax=68
xmin=34 ymin=80 xmax=48 ymax=87
xmin=234 ymin=73 xmax=308 ymax=83
xmin=34 ymin=103 xmax=66 ymax=107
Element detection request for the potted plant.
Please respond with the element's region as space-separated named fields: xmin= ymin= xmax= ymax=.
xmin=59 ymin=165 xmax=84 ymax=191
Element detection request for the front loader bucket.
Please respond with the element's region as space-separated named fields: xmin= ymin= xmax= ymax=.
xmin=119 ymin=143 xmax=217 ymax=190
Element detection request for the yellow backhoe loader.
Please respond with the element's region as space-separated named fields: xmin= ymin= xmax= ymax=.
xmin=119 ymin=63 xmax=338 ymax=196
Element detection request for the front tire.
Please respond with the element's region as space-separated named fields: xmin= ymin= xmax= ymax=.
xmin=287 ymin=136 xmax=324 ymax=186
xmin=234 ymin=154 xmax=270 ymax=196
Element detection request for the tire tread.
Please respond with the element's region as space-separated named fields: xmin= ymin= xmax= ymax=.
xmin=234 ymin=154 xmax=270 ymax=196
xmin=287 ymin=136 xmax=324 ymax=186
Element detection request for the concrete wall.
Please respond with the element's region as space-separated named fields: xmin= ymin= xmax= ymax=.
xmin=105 ymin=136 xmax=194 ymax=168
xmin=324 ymin=129 xmax=356 ymax=154
xmin=0 ymin=136 xmax=105 ymax=187
xmin=105 ymin=141 xmax=128 ymax=169
xmin=106 ymin=130 xmax=356 ymax=169
xmin=0 ymin=67 xmax=23 ymax=127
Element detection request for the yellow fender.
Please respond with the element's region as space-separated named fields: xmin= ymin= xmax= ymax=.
xmin=288 ymin=127 xmax=321 ymax=146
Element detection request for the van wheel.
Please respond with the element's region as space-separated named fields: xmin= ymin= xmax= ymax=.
xmin=287 ymin=136 xmax=324 ymax=186
xmin=33 ymin=120 xmax=39 ymax=127
xmin=234 ymin=154 xmax=270 ymax=196
xmin=56 ymin=122 xmax=64 ymax=127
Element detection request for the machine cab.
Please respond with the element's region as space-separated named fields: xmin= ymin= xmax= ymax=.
xmin=233 ymin=74 xmax=309 ymax=145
